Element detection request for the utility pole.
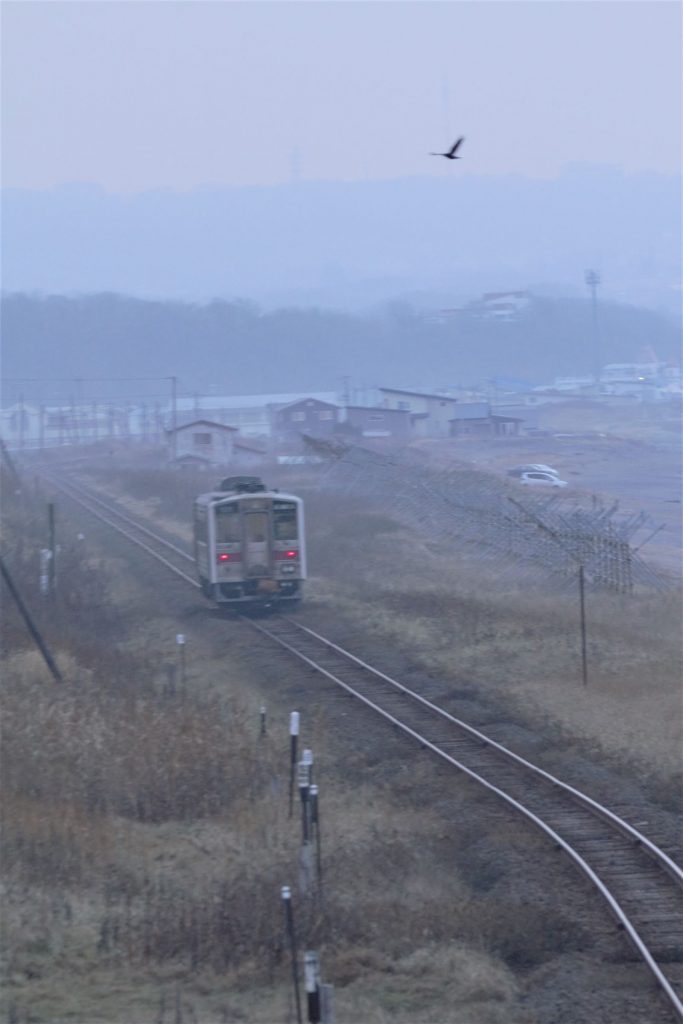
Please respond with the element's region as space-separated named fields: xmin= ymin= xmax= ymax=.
xmin=170 ymin=376 xmax=178 ymax=462
xmin=508 ymin=496 xmax=589 ymax=687
xmin=19 ymin=393 xmax=25 ymax=449
xmin=584 ymin=269 xmax=601 ymax=390
xmin=0 ymin=556 xmax=63 ymax=683
xmin=48 ymin=502 xmax=57 ymax=596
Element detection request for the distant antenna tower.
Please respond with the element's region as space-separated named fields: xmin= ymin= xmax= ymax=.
xmin=584 ymin=269 xmax=602 ymax=386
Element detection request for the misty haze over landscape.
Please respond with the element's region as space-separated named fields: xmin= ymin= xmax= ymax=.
xmin=3 ymin=164 xmax=681 ymax=313
xmin=2 ymin=3 xmax=683 ymax=1023
xmin=2 ymin=289 xmax=681 ymax=405
xmin=2 ymin=1 xmax=680 ymax=402
xmin=3 ymin=164 xmax=680 ymax=401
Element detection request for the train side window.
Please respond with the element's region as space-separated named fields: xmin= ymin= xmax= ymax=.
xmin=194 ymin=507 xmax=208 ymax=542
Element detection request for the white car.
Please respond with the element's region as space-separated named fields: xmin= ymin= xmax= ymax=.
xmin=519 ymin=471 xmax=567 ymax=488
xmin=508 ymin=463 xmax=560 ymax=477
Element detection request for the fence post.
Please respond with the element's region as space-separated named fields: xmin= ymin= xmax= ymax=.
xmin=281 ymin=886 xmax=302 ymax=1024
xmin=578 ymin=563 xmax=588 ymax=687
xmin=320 ymin=984 xmax=335 ymax=1024
xmin=309 ymin=784 xmax=323 ymax=892
xmin=298 ymin=760 xmax=311 ymax=843
xmin=298 ymin=759 xmax=314 ymax=895
xmin=304 ymin=951 xmax=322 ymax=1024
xmin=289 ymin=712 xmax=300 ymax=817
xmin=175 ymin=633 xmax=186 ymax=691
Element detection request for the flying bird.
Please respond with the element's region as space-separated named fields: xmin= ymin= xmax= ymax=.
xmin=430 ymin=136 xmax=465 ymax=160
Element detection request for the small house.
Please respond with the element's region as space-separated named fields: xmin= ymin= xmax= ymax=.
xmin=449 ymin=403 xmax=522 ymax=438
xmin=274 ymin=398 xmax=339 ymax=439
xmin=166 ymin=419 xmax=237 ymax=465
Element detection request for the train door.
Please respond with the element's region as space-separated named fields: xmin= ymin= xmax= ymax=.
xmin=193 ymin=503 xmax=210 ymax=580
xmin=243 ymin=509 xmax=271 ymax=576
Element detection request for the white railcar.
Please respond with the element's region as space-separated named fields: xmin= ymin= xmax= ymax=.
xmin=193 ymin=476 xmax=305 ymax=606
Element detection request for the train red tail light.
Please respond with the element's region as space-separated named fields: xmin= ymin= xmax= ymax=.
xmin=217 ymin=552 xmax=242 ymax=562
xmin=275 ymin=549 xmax=298 ymax=560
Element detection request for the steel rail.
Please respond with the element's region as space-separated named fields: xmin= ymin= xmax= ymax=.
xmin=282 ymin=620 xmax=683 ymax=884
xmin=41 ymin=470 xmax=683 ymax=1019
xmin=44 ymin=474 xmax=195 ymax=563
xmin=247 ymin=615 xmax=683 ymax=1020
xmin=41 ymin=473 xmax=199 ymax=589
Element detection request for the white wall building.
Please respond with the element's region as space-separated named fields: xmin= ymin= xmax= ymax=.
xmin=378 ymin=387 xmax=459 ymax=438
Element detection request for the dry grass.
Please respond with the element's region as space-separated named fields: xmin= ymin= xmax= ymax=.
xmin=62 ymin=463 xmax=682 ymax=777
xmin=4 ymin=459 xmax=675 ymax=1021
xmin=304 ymin=489 xmax=682 ymax=780
xmin=2 ymin=654 xmax=547 ymax=1022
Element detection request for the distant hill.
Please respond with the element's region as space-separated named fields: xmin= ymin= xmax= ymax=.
xmin=2 ymin=164 xmax=681 ymax=313
xmin=2 ymin=292 xmax=680 ymax=406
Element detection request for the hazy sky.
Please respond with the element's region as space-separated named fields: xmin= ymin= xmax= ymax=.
xmin=2 ymin=1 xmax=681 ymax=192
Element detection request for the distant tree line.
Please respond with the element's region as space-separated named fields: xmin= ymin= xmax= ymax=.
xmin=1 ymin=291 xmax=680 ymax=406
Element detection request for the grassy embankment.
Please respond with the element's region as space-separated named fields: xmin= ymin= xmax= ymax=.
xmin=4 ymin=473 xmax=570 ymax=1024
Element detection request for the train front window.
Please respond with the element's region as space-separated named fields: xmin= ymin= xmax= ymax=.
xmin=215 ymin=505 xmax=242 ymax=542
xmin=246 ymin=512 xmax=269 ymax=543
xmin=274 ymin=509 xmax=298 ymax=540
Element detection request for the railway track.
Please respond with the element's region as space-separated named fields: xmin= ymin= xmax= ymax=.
xmin=44 ymin=472 xmax=199 ymax=588
xmin=42 ymin=470 xmax=683 ymax=1019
